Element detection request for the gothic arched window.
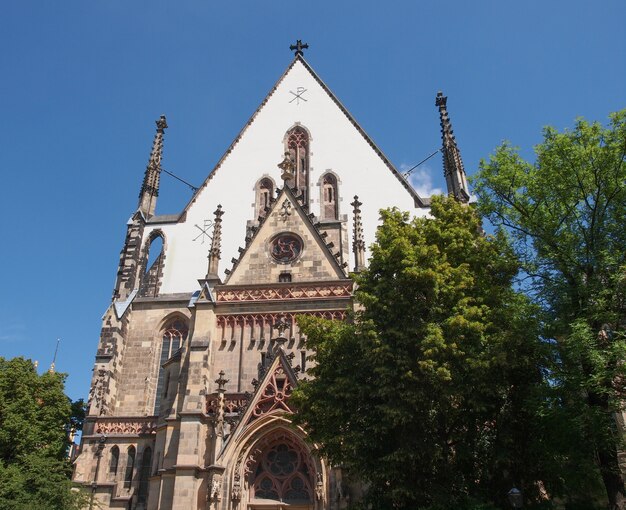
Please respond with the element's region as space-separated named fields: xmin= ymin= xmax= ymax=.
xmin=154 ymin=318 xmax=189 ymax=414
xmin=255 ymin=177 xmax=274 ymax=219
xmin=139 ymin=231 xmax=165 ymax=298
xmin=250 ymin=439 xmax=314 ymax=503
xmin=285 ymin=126 xmax=310 ymax=202
xmin=321 ymin=173 xmax=339 ymax=220
xmin=137 ymin=447 xmax=152 ymax=503
xmin=108 ymin=445 xmax=120 ymax=480
xmin=124 ymin=446 xmax=136 ymax=488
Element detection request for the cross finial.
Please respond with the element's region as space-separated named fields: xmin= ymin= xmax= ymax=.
xmin=215 ymin=370 xmax=229 ymax=391
xmin=290 ymin=40 xmax=309 ymax=57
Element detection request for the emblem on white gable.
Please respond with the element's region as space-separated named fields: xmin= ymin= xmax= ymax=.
xmin=289 ymin=87 xmax=308 ymax=105
xmin=270 ymin=233 xmax=303 ymax=264
xmin=193 ymin=219 xmax=214 ymax=243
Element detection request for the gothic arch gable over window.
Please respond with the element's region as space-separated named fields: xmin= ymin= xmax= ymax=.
xmin=284 ymin=125 xmax=311 ymax=204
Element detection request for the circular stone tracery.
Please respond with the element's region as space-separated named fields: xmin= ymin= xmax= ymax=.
xmin=249 ymin=438 xmax=314 ymax=502
xmin=270 ymin=233 xmax=303 ymax=263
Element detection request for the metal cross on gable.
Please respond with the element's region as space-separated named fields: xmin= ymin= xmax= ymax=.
xmin=290 ymin=40 xmax=309 ymax=56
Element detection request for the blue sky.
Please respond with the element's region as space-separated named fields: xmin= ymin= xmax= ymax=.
xmin=0 ymin=1 xmax=624 ymax=401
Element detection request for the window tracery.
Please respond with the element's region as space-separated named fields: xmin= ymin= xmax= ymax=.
xmin=249 ymin=438 xmax=313 ymax=502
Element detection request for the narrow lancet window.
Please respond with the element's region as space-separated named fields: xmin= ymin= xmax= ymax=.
xmin=285 ymin=127 xmax=310 ymax=202
xmin=139 ymin=232 xmax=165 ymax=298
xmin=154 ymin=318 xmax=189 ymax=414
xmin=321 ymin=173 xmax=339 ymax=220
xmin=109 ymin=446 xmax=120 ymax=480
xmin=137 ymin=447 xmax=152 ymax=503
xmin=256 ymin=177 xmax=275 ymax=219
xmin=124 ymin=446 xmax=136 ymax=488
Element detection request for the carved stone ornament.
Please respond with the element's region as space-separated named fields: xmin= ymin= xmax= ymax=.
xmin=270 ymin=233 xmax=302 ymax=263
xmin=209 ymin=474 xmax=222 ymax=501
xmin=279 ymin=199 xmax=292 ymax=221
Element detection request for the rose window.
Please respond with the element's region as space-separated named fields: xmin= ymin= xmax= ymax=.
xmin=270 ymin=233 xmax=303 ymax=263
xmin=251 ymin=442 xmax=313 ymax=502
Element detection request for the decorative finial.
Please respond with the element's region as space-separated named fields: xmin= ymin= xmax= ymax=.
xmin=436 ymin=92 xmax=469 ymax=203
xmin=206 ymin=205 xmax=224 ymax=279
xmin=290 ymin=40 xmax=309 ymax=57
xmin=215 ymin=370 xmax=229 ymax=391
xmin=278 ymin=152 xmax=295 ymax=182
xmin=435 ymin=91 xmax=447 ymax=108
xmin=274 ymin=316 xmax=291 ymax=337
xmin=351 ymin=196 xmax=366 ymax=272
xmin=272 ymin=315 xmax=291 ymax=351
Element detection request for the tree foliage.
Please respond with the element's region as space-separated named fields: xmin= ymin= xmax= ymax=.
xmin=472 ymin=110 xmax=626 ymax=509
xmin=292 ymin=196 xmax=551 ymax=509
xmin=0 ymin=357 xmax=87 ymax=510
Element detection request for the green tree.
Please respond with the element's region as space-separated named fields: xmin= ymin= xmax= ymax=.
xmin=0 ymin=357 xmax=88 ymax=510
xmin=292 ymin=196 xmax=550 ymax=509
xmin=472 ymin=110 xmax=626 ymax=509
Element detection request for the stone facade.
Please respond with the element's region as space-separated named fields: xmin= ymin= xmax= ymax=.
xmin=73 ymin=50 xmax=468 ymax=510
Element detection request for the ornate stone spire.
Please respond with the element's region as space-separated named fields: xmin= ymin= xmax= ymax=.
xmin=436 ymin=92 xmax=470 ymax=203
xmin=206 ymin=205 xmax=224 ymax=279
xmin=351 ymin=196 xmax=366 ymax=272
xmin=138 ymin=115 xmax=168 ymax=217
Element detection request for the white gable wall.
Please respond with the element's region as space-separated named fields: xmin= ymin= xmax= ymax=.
xmin=142 ymin=60 xmax=430 ymax=295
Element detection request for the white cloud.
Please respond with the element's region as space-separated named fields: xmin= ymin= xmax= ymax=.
xmin=0 ymin=322 xmax=25 ymax=343
xmin=399 ymin=163 xmax=443 ymax=198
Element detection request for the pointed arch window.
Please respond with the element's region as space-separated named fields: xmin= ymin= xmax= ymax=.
xmin=154 ymin=318 xmax=189 ymax=415
xmin=108 ymin=445 xmax=120 ymax=481
xmin=123 ymin=446 xmax=136 ymax=488
xmin=255 ymin=177 xmax=275 ymax=219
xmin=137 ymin=447 xmax=152 ymax=503
xmin=321 ymin=173 xmax=339 ymax=220
xmin=285 ymin=126 xmax=310 ymax=202
xmin=139 ymin=231 xmax=165 ymax=298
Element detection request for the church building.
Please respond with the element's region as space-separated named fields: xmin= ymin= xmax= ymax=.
xmin=72 ymin=43 xmax=469 ymax=510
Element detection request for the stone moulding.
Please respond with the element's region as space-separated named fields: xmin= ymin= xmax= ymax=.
xmin=215 ymin=310 xmax=347 ymax=327
xmin=215 ymin=282 xmax=353 ymax=303
xmin=91 ymin=417 xmax=157 ymax=436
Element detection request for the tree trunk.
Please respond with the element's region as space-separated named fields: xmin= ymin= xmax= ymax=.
xmin=587 ymin=390 xmax=626 ymax=509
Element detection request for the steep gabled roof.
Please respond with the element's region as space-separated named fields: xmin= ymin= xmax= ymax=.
xmin=181 ymin=55 xmax=428 ymax=217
